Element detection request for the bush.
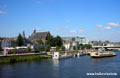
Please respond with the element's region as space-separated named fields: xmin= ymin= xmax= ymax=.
xmin=45 ymin=45 xmax=51 ymax=52
xmin=37 ymin=45 xmax=41 ymax=52
xmin=12 ymin=48 xmax=16 ymax=54
xmin=73 ymin=46 xmax=76 ymax=50
xmin=61 ymin=46 xmax=65 ymax=50
xmin=56 ymin=46 xmax=59 ymax=51
xmin=27 ymin=46 xmax=31 ymax=52
xmin=80 ymin=44 xmax=92 ymax=49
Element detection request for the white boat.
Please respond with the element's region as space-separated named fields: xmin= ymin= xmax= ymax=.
xmin=90 ymin=49 xmax=116 ymax=58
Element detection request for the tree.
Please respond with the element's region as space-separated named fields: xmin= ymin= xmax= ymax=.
xmin=54 ymin=36 xmax=63 ymax=47
xmin=36 ymin=39 xmax=43 ymax=52
xmin=61 ymin=46 xmax=65 ymax=50
xmin=37 ymin=39 xmax=43 ymax=45
xmin=77 ymin=45 xmax=80 ymax=50
xmin=46 ymin=35 xmax=63 ymax=47
xmin=37 ymin=45 xmax=41 ymax=52
xmin=73 ymin=46 xmax=76 ymax=50
xmin=79 ymin=44 xmax=92 ymax=49
xmin=27 ymin=46 xmax=31 ymax=52
xmin=12 ymin=48 xmax=16 ymax=54
xmin=16 ymin=34 xmax=24 ymax=46
xmin=56 ymin=45 xmax=59 ymax=51
xmin=46 ymin=35 xmax=55 ymax=46
xmin=45 ymin=45 xmax=51 ymax=52
xmin=85 ymin=44 xmax=92 ymax=49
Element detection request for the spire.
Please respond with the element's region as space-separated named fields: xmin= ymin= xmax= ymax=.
xmin=22 ymin=30 xmax=25 ymax=38
xmin=32 ymin=29 xmax=36 ymax=36
xmin=33 ymin=29 xmax=36 ymax=34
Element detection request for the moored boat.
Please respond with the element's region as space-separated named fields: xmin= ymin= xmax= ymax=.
xmin=90 ymin=49 xmax=116 ymax=58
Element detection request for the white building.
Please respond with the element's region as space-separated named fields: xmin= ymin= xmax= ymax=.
xmin=62 ymin=37 xmax=88 ymax=45
xmin=63 ymin=41 xmax=72 ymax=50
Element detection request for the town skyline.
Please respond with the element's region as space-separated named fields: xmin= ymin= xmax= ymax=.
xmin=0 ymin=0 xmax=120 ymax=42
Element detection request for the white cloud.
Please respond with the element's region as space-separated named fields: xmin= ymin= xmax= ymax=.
xmin=97 ymin=24 xmax=103 ymax=27
xmin=54 ymin=26 xmax=69 ymax=31
xmin=0 ymin=11 xmax=7 ymax=14
xmin=107 ymin=22 xmax=120 ymax=27
xmin=70 ymin=29 xmax=84 ymax=33
xmin=104 ymin=26 xmax=111 ymax=30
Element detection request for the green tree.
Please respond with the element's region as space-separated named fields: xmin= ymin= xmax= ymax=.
xmin=12 ymin=48 xmax=16 ymax=54
xmin=37 ymin=39 xmax=43 ymax=45
xmin=27 ymin=46 xmax=31 ymax=52
xmin=56 ymin=45 xmax=59 ymax=51
xmin=45 ymin=45 xmax=51 ymax=52
xmin=85 ymin=44 xmax=92 ymax=49
xmin=80 ymin=44 xmax=92 ymax=49
xmin=61 ymin=46 xmax=65 ymax=50
xmin=16 ymin=34 xmax=24 ymax=46
xmin=77 ymin=45 xmax=80 ymax=50
xmin=73 ymin=46 xmax=76 ymax=50
xmin=54 ymin=36 xmax=63 ymax=47
xmin=46 ymin=35 xmax=63 ymax=47
xmin=37 ymin=45 xmax=41 ymax=52
xmin=46 ymin=36 xmax=55 ymax=46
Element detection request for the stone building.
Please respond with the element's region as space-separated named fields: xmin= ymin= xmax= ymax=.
xmin=29 ymin=29 xmax=51 ymax=44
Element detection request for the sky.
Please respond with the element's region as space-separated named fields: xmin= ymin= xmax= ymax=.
xmin=0 ymin=0 xmax=120 ymax=42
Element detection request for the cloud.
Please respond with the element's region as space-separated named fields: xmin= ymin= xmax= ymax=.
xmin=97 ymin=24 xmax=103 ymax=27
xmin=96 ymin=24 xmax=112 ymax=30
xmin=0 ymin=11 xmax=7 ymax=14
xmin=54 ymin=26 xmax=69 ymax=31
xmin=70 ymin=29 xmax=84 ymax=33
xmin=104 ymin=26 xmax=111 ymax=30
xmin=107 ymin=22 xmax=120 ymax=27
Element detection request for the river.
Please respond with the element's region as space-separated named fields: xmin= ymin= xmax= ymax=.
xmin=0 ymin=50 xmax=120 ymax=78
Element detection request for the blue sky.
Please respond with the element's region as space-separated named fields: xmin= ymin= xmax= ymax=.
xmin=0 ymin=0 xmax=120 ymax=42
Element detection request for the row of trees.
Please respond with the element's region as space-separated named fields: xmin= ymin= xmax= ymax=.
xmin=72 ymin=44 xmax=92 ymax=50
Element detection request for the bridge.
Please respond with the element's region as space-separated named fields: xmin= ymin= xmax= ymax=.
xmin=92 ymin=46 xmax=120 ymax=50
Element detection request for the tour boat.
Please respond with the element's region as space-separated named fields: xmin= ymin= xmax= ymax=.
xmin=90 ymin=49 xmax=116 ymax=58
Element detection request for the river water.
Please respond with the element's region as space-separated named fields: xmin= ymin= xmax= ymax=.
xmin=0 ymin=50 xmax=120 ymax=78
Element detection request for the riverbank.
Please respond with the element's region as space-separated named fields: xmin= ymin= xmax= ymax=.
xmin=0 ymin=55 xmax=51 ymax=64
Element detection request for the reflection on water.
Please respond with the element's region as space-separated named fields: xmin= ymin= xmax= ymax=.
xmin=52 ymin=60 xmax=59 ymax=67
xmin=0 ymin=51 xmax=120 ymax=78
